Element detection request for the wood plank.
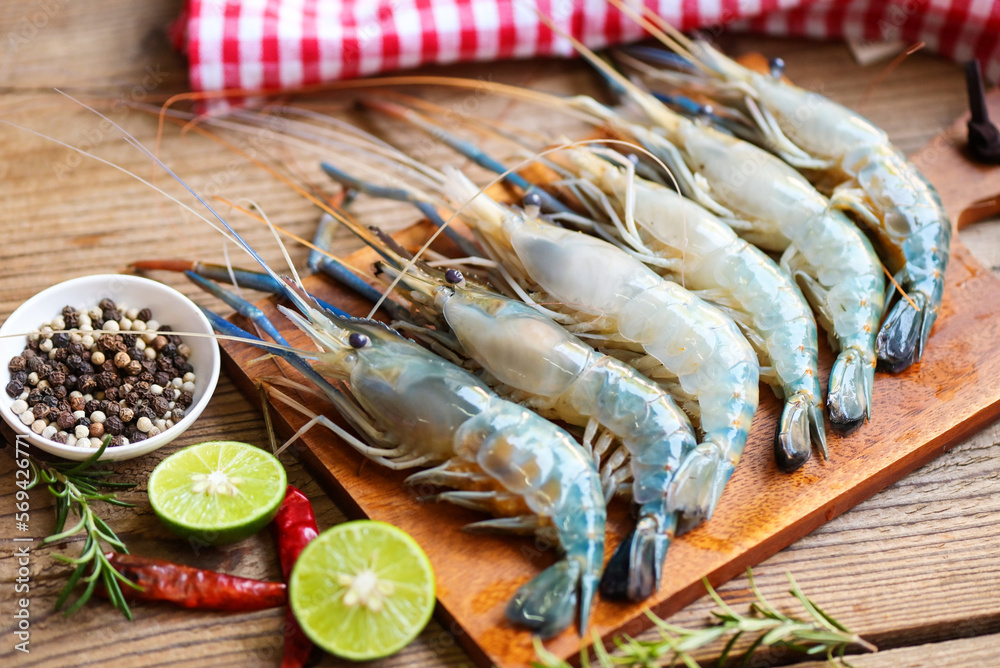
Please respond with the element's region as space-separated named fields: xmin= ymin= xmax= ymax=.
xmin=218 ymin=163 xmax=1000 ymax=666
xmin=0 ymin=2 xmax=988 ymax=664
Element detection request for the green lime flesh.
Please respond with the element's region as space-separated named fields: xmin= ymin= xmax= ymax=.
xmin=148 ymin=440 xmax=287 ymax=546
xmin=290 ymin=520 xmax=436 ymax=661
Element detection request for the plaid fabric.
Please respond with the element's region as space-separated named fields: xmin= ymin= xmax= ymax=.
xmin=172 ymin=0 xmax=999 ymax=98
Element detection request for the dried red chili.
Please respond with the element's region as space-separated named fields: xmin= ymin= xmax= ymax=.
xmin=272 ymin=485 xmax=320 ymax=668
xmin=101 ymin=552 xmax=286 ymax=611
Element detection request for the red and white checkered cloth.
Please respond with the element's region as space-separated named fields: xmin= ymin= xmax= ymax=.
xmin=171 ymin=0 xmax=1000 ymax=99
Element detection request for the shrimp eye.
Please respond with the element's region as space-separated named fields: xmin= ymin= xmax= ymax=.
xmin=444 ymin=268 xmax=464 ymax=284
xmin=769 ymin=57 xmax=785 ymax=79
xmin=522 ymin=191 xmax=542 ymax=209
xmin=348 ymin=332 xmax=370 ymax=349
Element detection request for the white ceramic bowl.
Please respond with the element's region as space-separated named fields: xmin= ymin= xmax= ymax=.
xmin=0 ymin=275 xmax=220 ymax=461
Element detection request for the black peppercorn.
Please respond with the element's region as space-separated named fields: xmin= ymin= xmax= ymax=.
xmin=41 ymin=395 xmax=59 ymax=408
xmin=57 ymin=412 xmax=76 ymax=430
xmin=171 ymin=406 xmax=186 ymax=420
xmin=27 ymin=356 xmax=44 ymax=373
xmin=48 ymin=370 xmax=65 ymax=386
xmin=105 ymin=401 xmax=120 ymax=417
xmin=95 ymin=372 xmax=117 ymax=390
xmin=104 ymin=415 xmax=124 ymax=435
xmin=151 ymin=396 xmax=170 ymax=415
xmin=69 ymin=396 xmax=86 ymax=412
xmin=27 ymin=389 xmax=43 ymax=405
xmin=33 ymin=404 xmax=50 ymax=420
xmin=103 ymin=309 xmax=121 ymax=323
xmin=5 ymin=381 xmax=22 ymax=397
xmin=98 ymin=298 xmax=117 ymax=312
xmin=22 ymin=349 xmax=36 ymax=359
xmin=8 ymin=356 xmax=25 ymax=372
xmin=108 ymin=434 xmax=125 ymax=447
xmin=51 ymin=332 xmax=70 ymax=348
xmin=78 ymin=375 xmax=97 ymax=393
xmin=53 ymin=347 xmax=68 ymax=362
xmin=121 ymin=333 xmax=137 ymax=347
xmin=64 ymin=374 xmax=77 ymax=390
xmin=38 ymin=364 xmax=52 ymax=380
xmin=67 ymin=342 xmax=85 ymax=357
xmin=153 ymin=372 xmax=170 ymax=387
xmin=52 ymin=385 xmax=67 ymax=400
xmin=85 ymin=399 xmax=101 ymax=414
xmin=138 ymin=308 xmax=152 ymax=321
xmin=160 ymin=343 xmax=178 ymax=358
xmin=104 ymin=387 xmax=118 ymax=402
xmin=126 ymin=360 xmax=143 ymax=376
xmin=118 ymin=406 xmax=135 ymax=423
xmin=75 ymin=416 xmax=91 ymax=428
xmin=125 ymin=391 xmax=141 ymax=407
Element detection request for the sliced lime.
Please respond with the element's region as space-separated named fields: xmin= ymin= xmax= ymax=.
xmin=148 ymin=440 xmax=287 ymax=546
xmin=290 ymin=520 xmax=436 ymax=661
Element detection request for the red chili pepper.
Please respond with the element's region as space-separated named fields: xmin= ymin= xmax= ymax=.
xmin=272 ymin=485 xmax=320 ymax=668
xmin=101 ymin=552 xmax=286 ymax=611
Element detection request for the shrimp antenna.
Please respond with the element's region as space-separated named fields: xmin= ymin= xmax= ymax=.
xmin=526 ymin=3 xmax=682 ymax=133
xmin=49 ymin=89 xmax=322 ymax=319
xmin=603 ymin=0 xmax=713 ymax=75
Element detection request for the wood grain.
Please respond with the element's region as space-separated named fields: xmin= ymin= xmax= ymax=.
xmin=1 ymin=1 xmax=996 ymax=664
xmin=217 ymin=121 xmax=1000 ymax=665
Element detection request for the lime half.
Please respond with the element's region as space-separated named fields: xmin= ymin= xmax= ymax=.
xmin=290 ymin=520 xmax=436 ymax=661
xmin=148 ymin=440 xmax=287 ymax=546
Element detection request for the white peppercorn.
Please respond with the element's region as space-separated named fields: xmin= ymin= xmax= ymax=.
xmin=10 ymin=399 xmax=27 ymax=415
xmin=136 ymin=416 xmax=153 ymax=433
xmin=74 ymin=425 xmax=89 ymax=439
xmin=31 ymin=419 xmax=46 ymax=434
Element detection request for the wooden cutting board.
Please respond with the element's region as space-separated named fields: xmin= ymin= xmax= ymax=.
xmin=218 ymin=93 xmax=1000 ymax=667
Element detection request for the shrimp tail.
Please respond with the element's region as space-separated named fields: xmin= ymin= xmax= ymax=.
xmin=827 ymin=348 xmax=874 ymax=434
xmin=668 ymin=439 xmax=735 ymax=533
xmin=775 ymin=391 xmax=827 ymax=472
xmin=599 ymin=504 xmax=674 ymax=601
xmin=505 ymin=560 xmax=584 ymax=639
xmin=877 ymin=278 xmax=929 ymax=373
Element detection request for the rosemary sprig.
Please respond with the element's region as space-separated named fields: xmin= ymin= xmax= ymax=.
xmin=533 ymin=569 xmax=876 ymax=668
xmin=28 ymin=437 xmax=142 ymax=619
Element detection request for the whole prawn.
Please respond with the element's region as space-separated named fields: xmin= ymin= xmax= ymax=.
xmin=439 ymin=168 xmax=760 ymax=533
xmin=609 ymin=1 xmax=950 ymax=373
xmin=554 ymin=146 xmax=824 ymax=470
xmin=268 ymin=302 xmax=606 ymax=639
xmin=377 ymin=260 xmax=697 ymax=601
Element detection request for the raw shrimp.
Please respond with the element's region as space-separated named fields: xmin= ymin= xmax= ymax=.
xmin=557 ymin=146 xmax=824 ymax=470
xmin=523 ymin=9 xmax=884 ymax=434
xmin=610 ymin=2 xmax=950 ymax=372
xmin=380 ymin=263 xmax=697 ymax=601
xmin=440 ymin=168 xmax=759 ymax=533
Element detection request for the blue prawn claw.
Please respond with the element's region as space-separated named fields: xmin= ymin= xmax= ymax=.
xmin=775 ymin=392 xmax=827 ymax=472
xmin=599 ymin=506 xmax=673 ymax=601
xmin=506 ymin=560 xmax=596 ymax=639
xmin=827 ymin=347 xmax=874 ymax=435
xmin=877 ymin=280 xmax=929 ymax=373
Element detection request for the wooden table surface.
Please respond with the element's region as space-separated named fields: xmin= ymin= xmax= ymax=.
xmin=2 ymin=1 xmax=998 ymax=667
